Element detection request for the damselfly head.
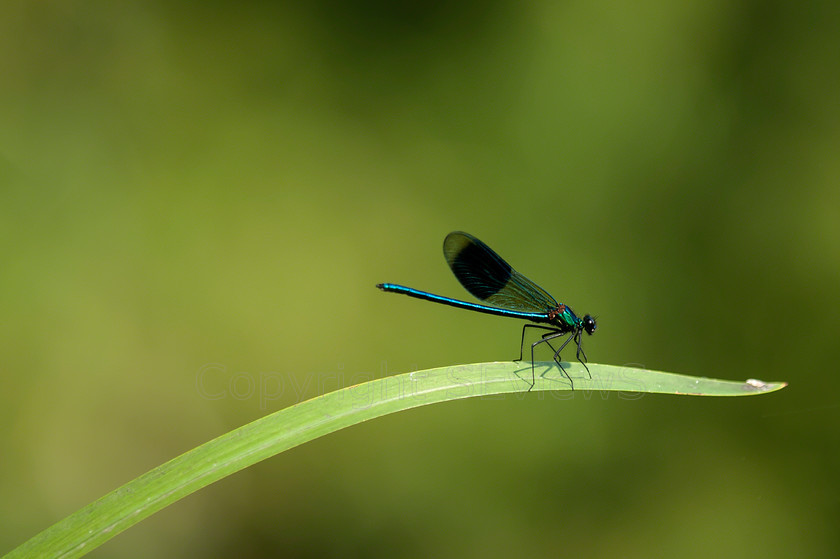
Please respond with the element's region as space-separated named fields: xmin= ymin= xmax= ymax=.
xmin=583 ymin=315 xmax=596 ymax=335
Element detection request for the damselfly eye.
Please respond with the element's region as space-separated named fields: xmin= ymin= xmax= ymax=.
xmin=583 ymin=315 xmax=596 ymax=335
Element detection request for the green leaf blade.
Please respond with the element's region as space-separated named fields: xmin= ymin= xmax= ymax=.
xmin=3 ymin=362 xmax=786 ymax=558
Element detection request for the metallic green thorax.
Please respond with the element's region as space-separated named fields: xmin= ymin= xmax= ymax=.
xmin=546 ymin=304 xmax=582 ymax=333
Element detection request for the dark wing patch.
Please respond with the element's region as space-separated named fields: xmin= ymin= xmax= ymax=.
xmin=443 ymin=231 xmax=557 ymax=313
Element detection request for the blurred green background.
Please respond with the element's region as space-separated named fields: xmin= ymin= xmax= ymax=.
xmin=2 ymin=1 xmax=838 ymax=557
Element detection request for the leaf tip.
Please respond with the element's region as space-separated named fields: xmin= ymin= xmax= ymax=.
xmin=745 ymin=378 xmax=787 ymax=392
